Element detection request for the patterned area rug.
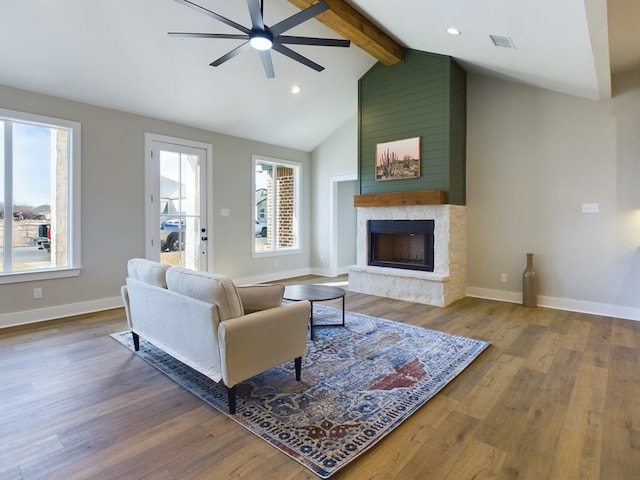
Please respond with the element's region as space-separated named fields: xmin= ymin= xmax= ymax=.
xmin=111 ymin=306 xmax=489 ymax=478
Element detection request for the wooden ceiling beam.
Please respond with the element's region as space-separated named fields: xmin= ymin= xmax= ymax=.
xmin=287 ymin=0 xmax=403 ymax=65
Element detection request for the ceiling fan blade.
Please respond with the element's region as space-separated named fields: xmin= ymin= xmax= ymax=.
xmin=270 ymin=0 xmax=329 ymax=36
xmin=247 ymin=0 xmax=265 ymax=30
xmin=272 ymin=43 xmax=324 ymax=72
xmin=259 ymin=50 xmax=275 ymax=78
xmin=210 ymin=42 xmax=251 ymax=67
xmin=277 ymin=36 xmax=350 ymax=47
xmin=173 ymin=0 xmax=251 ymax=34
xmin=169 ymin=32 xmax=250 ymax=40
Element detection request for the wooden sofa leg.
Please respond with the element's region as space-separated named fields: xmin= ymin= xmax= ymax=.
xmin=295 ymin=357 xmax=302 ymax=381
xmin=227 ymin=386 xmax=236 ymax=414
xmin=132 ymin=332 xmax=140 ymax=351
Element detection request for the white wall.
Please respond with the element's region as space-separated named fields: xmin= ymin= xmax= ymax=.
xmin=466 ymin=69 xmax=640 ymax=320
xmin=0 ymin=84 xmax=311 ymax=326
xmin=310 ymin=114 xmax=358 ymax=275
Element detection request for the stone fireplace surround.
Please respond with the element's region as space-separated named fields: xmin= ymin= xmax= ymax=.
xmin=349 ymin=197 xmax=467 ymax=307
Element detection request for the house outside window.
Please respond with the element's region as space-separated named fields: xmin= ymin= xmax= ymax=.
xmin=0 ymin=108 xmax=81 ymax=283
xmin=253 ymin=155 xmax=300 ymax=255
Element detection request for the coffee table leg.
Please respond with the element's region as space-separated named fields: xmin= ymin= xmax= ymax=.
xmin=342 ymin=295 xmax=345 ymax=327
xmin=309 ymin=300 xmax=315 ymax=340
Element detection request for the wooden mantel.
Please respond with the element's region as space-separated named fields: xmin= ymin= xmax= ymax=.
xmin=354 ymin=190 xmax=446 ymax=207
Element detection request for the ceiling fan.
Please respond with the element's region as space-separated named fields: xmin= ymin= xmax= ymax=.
xmin=169 ymin=0 xmax=351 ymax=78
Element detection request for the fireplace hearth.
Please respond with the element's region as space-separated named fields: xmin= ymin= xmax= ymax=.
xmin=368 ymin=220 xmax=434 ymax=272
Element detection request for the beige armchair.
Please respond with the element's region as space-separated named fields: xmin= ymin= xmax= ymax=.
xmin=121 ymin=259 xmax=311 ymax=414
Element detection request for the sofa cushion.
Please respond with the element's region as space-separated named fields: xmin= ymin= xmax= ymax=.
xmin=166 ymin=267 xmax=243 ymax=321
xmin=236 ymin=284 xmax=285 ymax=314
xmin=127 ymin=258 xmax=170 ymax=288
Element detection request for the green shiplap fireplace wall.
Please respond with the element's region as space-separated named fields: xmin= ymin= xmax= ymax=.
xmin=358 ymin=49 xmax=467 ymax=205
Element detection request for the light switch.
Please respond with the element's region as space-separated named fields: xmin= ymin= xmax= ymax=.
xmin=221 ymin=208 xmax=230 ymax=216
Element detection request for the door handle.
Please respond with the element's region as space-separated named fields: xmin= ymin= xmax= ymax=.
xmin=201 ymin=236 xmax=208 ymax=241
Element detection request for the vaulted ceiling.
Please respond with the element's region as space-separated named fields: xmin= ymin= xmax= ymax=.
xmin=0 ymin=0 xmax=637 ymax=151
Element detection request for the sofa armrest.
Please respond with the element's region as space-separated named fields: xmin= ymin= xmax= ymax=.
xmin=218 ymin=300 xmax=311 ymax=387
xmin=236 ymin=283 xmax=285 ymax=314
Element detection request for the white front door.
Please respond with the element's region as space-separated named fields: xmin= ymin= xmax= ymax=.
xmin=145 ymin=134 xmax=211 ymax=271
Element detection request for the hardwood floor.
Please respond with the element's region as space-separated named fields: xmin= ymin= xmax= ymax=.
xmin=1 ymin=281 xmax=639 ymax=479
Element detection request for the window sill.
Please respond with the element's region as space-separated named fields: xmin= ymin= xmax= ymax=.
xmin=0 ymin=267 xmax=82 ymax=284
xmin=251 ymin=248 xmax=300 ymax=259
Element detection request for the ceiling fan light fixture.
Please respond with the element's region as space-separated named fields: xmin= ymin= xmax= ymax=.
xmin=446 ymin=27 xmax=461 ymax=36
xmin=170 ymin=0 xmax=347 ymax=78
xmin=250 ymin=31 xmax=273 ymax=51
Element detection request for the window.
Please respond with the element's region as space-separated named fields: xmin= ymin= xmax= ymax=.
xmin=253 ymin=155 xmax=300 ymax=255
xmin=0 ymin=108 xmax=81 ymax=283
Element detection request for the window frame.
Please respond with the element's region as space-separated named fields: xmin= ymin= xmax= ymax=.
xmin=251 ymin=154 xmax=301 ymax=258
xmin=0 ymin=108 xmax=81 ymax=284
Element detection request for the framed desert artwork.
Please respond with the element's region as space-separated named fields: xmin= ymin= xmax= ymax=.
xmin=375 ymin=136 xmax=421 ymax=181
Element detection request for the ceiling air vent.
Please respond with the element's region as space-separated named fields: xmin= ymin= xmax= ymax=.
xmin=490 ymin=35 xmax=515 ymax=49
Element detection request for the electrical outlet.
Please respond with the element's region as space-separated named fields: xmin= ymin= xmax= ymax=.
xmin=581 ymin=203 xmax=599 ymax=214
xmin=33 ymin=288 xmax=43 ymax=299
xmin=500 ymin=273 xmax=508 ymax=283
xmin=275 ymin=260 xmax=279 ymax=267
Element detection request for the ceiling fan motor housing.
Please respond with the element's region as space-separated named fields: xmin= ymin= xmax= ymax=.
xmin=250 ymin=28 xmax=274 ymax=50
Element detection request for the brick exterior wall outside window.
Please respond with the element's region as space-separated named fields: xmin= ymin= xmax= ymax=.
xmin=276 ymin=166 xmax=294 ymax=248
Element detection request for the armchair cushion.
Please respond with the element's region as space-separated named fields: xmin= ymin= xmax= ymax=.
xmin=237 ymin=283 xmax=285 ymax=314
xmin=165 ymin=267 xmax=243 ymax=321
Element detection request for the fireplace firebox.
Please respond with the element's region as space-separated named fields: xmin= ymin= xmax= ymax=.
xmin=368 ymin=220 xmax=435 ymax=272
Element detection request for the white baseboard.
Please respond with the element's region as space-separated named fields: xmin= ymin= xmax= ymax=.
xmin=0 ymin=296 xmax=123 ymax=329
xmin=234 ymin=268 xmax=312 ymax=286
xmin=336 ymin=265 xmax=353 ymax=276
xmin=309 ymin=267 xmax=335 ymax=277
xmin=466 ymin=287 xmax=640 ymax=322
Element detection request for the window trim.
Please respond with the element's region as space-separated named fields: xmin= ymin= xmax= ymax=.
xmin=0 ymin=108 xmax=81 ymax=284
xmin=251 ymin=154 xmax=301 ymax=258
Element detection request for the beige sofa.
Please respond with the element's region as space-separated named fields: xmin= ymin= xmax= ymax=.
xmin=121 ymin=258 xmax=311 ymax=413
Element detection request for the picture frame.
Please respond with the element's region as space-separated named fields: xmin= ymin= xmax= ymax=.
xmin=375 ymin=136 xmax=421 ymax=181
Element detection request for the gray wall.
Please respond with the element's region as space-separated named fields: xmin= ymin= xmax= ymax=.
xmin=310 ymin=114 xmax=358 ymax=275
xmin=466 ymin=69 xmax=640 ymax=319
xmin=0 ymin=84 xmax=311 ymax=325
xmin=3 ymin=65 xmax=640 ymax=325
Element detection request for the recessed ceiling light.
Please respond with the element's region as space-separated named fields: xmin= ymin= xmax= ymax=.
xmin=291 ymin=85 xmax=301 ymax=95
xmin=446 ymin=27 xmax=461 ymax=36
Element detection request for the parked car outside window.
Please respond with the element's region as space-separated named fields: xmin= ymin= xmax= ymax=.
xmin=161 ymin=218 xmax=185 ymax=251
xmin=255 ymin=220 xmax=267 ymax=237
